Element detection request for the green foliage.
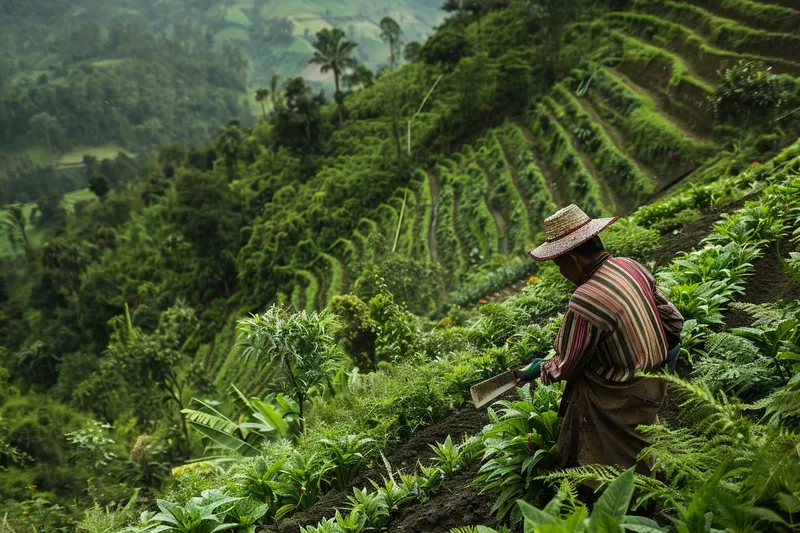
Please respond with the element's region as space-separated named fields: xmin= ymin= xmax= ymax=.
xmin=331 ymin=294 xmax=379 ymax=372
xmin=474 ymin=385 xmax=562 ymax=523
xmin=517 ymin=468 xmax=668 ymax=532
xmin=320 ymin=434 xmax=376 ymax=491
xmin=710 ymin=60 xmax=786 ymax=124
xmin=601 ymin=218 xmax=661 ymax=261
xmin=136 ymin=488 xmax=240 ymax=533
xmin=237 ymin=307 xmax=341 ymax=430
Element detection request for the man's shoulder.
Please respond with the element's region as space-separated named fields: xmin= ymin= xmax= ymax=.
xmin=608 ymin=256 xmax=652 ymax=278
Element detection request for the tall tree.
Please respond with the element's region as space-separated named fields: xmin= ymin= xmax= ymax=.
xmin=29 ymin=112 xmax=60 ymax=164
xmin=215 ymin=122 xmax=243 ymax=181
xmin=379 ymin=17 xmax=403 ymax=70
xmin=269 ymin=73 xmax=282 ymax=113
xmin=255 ymin=88 xmax=269 ymax=120
xmin=404 ymin=41 xmax=422 ymax=62
xmin=309 ymin=27 xmax=357 ymax=126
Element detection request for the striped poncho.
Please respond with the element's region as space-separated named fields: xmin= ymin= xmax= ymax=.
xmin=541 ymin=254 xmax=684 ymax=384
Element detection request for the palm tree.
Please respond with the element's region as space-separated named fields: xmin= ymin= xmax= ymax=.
xmin=379 ymin=17 xmax=402 ymax=70
xmin=29 ymin=112 xmax=60 ymax=164
xmin=255 ymin=88 xmax=269 ymax=120
xmin=2 ymin=203 xmax=31 ymax=250
xmin=309 ymin=28 xmax=357 ymax=125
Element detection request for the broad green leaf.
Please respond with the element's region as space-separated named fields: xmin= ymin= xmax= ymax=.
xmin=622 ymin=515 xmax=668 ymax=532
xmin=188 ymin=422 xmax=261 ymax=457
xmin=737 ymin=504 xmax=789 ymax=525
xmin=251 ymin=399 xmax=289 ymax=437
xmin=518 ymin=499 xmax=557 ymax=525
xmin=593 ymin=468 xmax=635 ymax=523
xmin=595 ymin=511 xmax=625 ymax=533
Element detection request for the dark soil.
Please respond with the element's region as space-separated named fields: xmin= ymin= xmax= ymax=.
xmin=651 ymin=198 xmax=748 ymax=267
xmin=385 ymin=464 xmax=498 ymax=533
xmin=261 ymin=402 xmax=493 ymax=533
xmin=725 ymin=239 xmax=800 ymax=329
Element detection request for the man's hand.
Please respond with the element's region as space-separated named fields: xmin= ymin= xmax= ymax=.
xmin=514 ymin=358 xmax=544 ymax=384
xmin=513 ymin=368 xmax=530 ymax=383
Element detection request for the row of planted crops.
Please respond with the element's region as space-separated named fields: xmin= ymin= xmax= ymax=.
xmin=109 ymin=138 xmax=800 ymax=533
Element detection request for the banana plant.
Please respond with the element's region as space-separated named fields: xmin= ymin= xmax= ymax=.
xmin=182 ymin=388 xmax=301 ymax=461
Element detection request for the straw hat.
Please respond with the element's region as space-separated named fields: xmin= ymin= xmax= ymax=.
xmin=528 ymin=204 xmax=618 ymax=261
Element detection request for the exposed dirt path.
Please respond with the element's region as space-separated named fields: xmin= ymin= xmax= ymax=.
xmin=544 ymin=108 xmax=622 ymax=214
xmin=726 ymin=239 xmax=800 ymax=329
xmin=451 ymin=188 xmax=470 ymax=263
xmin=605 ymin=67 xmax=708 ymax=142
xmin=426 ymin=170 xmax=441 ymax=263
xmin=575 ymin=95 xmax=660 ymax=188
xmin=512 ymin=121 xmax=566 ymax=207
xmin=491 ymin=210 xmax=510 ymax=256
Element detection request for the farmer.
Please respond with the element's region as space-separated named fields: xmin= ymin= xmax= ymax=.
xmin=515 ymin=204 xmax=683 ymax=476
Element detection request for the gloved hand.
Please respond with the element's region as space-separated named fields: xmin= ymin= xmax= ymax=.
xmin=514 ymin=358 xmax=544 ymax=383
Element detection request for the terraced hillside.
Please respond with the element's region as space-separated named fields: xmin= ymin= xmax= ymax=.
xmin=257 ymin=0 xmax=800 ymax=320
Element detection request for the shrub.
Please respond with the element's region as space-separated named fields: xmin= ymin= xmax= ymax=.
xmin=709 ymin=60 xmax=786 ymax=124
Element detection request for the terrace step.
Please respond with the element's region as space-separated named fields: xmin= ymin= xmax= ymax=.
xmin=512 ymin=121 xmax=566 ymax=207
xmin=573 ymin=94 xmax=660 ymax=185
xmin=605 ymin=67 xmax=711 ymax=139
xmin=426 ymin=170 xmax=441 ymax=263
xmin=627 ymin=2 xmax=800 ymax=67
xmin=684 ymin=0 xmax=800 ymax=33
xmin=544 ymin=107 xmax=622 ymax=214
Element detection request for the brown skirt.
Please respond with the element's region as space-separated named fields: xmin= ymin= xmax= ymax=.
xmin=556 ymin=369 xmax=667 ymax=476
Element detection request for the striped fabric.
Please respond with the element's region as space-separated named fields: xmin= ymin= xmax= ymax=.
xmin=541 ymin=255 xmax=684 ymax=383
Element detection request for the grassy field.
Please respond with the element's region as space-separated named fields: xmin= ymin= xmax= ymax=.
xmin=55 ymin=144 xmax=133 ymax=169
xmin=0 ymin=189 xmax=95 ymax=257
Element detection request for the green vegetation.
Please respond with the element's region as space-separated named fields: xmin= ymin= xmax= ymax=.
xmin=3 ymin=0 xmax=800 ymax=532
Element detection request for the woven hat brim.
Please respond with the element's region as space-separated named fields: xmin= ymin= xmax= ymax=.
xmin=528 ymin=216 xmax=619 ymax=261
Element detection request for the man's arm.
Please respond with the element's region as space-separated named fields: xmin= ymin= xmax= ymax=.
xmin=541 ymin=309 xmax=604 ymax=384
xmin=628 ymin=258 xmax=684 ymax=340
xmin=654 ymin=288 xmax=684 ymax=340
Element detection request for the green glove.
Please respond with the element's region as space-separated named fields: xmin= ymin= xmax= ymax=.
xmin=522 ymin=358 xmax=544 ymax=381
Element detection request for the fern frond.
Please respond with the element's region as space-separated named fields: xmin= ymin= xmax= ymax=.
xmin=656 ymin=374 xmax=751 ymax=439
xmin=728 ymin=302 xmax=793 ymax=326
xmin=534 ymin=464 xmax=624 ymax=487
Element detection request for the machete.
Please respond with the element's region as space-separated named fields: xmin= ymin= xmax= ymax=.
xmin=469 ymin=370 xmax=518 ymax=408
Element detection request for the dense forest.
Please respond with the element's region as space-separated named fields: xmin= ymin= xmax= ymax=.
xmin=2 ymin=0 xmax=800 ymax=532
xmin=0 ymin=0 xmax=443 ymax=204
